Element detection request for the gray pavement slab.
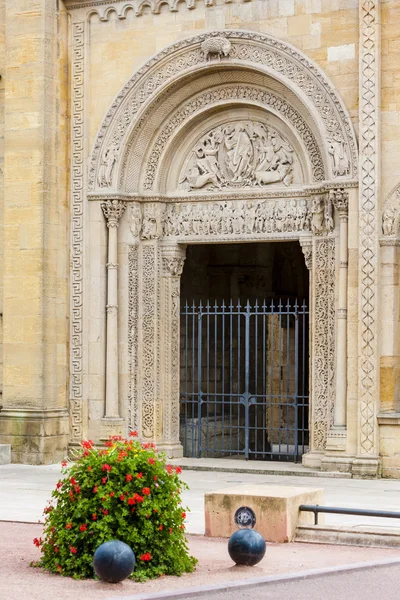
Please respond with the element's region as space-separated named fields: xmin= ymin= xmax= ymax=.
xmin=3 ymin=462 xmax=400 ymax=533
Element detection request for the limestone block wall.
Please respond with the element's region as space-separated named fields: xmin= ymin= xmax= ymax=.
xmin=0 ymin=0 xmax=5 ymax=401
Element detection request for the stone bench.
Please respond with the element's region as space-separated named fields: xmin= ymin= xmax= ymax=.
xmin=205 ymin=484 xmax=324 ymax=543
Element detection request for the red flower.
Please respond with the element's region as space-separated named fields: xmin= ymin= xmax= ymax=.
xmin=136 ymin=472 xmax=143 ymax=479
xmin=101 ymin=509 xmax=109 ymax=515
xmin=61 ymin=461 xmax=67 ymax=468
xmin=128 ymin=497 xmax=136 ymax=506
xmin=175 ymin=467 xmax=182 ymax=474
xmin=166 ymin=465 xmax=173 ymax=474
xmin=119 ymin=495 xmax=125 ymax=502
xmin=104 ymin=440 xmax=114 ymax=447
xmin=139 ymin=553 xmax=151 ymax=561
xmin=92 ymin=514 xmax=97 ymax=521
xmin=125 ymin=474 xmax=133 ymax=482
xmin=181 ymin=512 xmax=186 ymax=519
xmin=54 ymin=546 xmax=59 ymax=554
xmin=109 ymin=491 xmax=115 ymax=497
xmin=56 ymin=481 xmax=62 ymax=490
xmin=153 ymin=476 xmax=158 ymax=481
xmin=66 ymin=523 xmax=73 ymax=529
xmin=148 ymin=458 xmax=155 ymax=465
xmin=56 ymin=565 xmax=62 ymax=572
xmin=101 ymin=464 xmax=112 ymax=472
xmin=142 ymin=487 xmax=151 ymax=495
xmin=81 ymin=440 xmax=93 ymax=449
xmin=169 ymin=528 xmax=173 ymax=534
xmin=87 ymin=466 xmax=92 ymax=472
xmin=83 ymin=450 xmax=89 ymax=457
xmin=70 ymin=477 xmax=77 ymax=486
xmin=129 ymin=430 xmax=138 ymax=437
xmin=74 ymin=485 xmax=81 ymax=494
xmin=135 ymin=493 xmax=144 ymax=503
xmin=102 ymin=477 xmax=107 ymax=484
xmin=159 ymin=525 xmax=163 ymax=530
xmin=101 ymin=497 xmax=106 ymax=502
xmin=93 ymin=486 xmax=98 ymax=493
xmin=70 ymin=547 xmax=77 ymax=554
xmin=33 ymin=537 xmax=42 ymax=548
xmin=79 ymin=524 xmax=87 ymax=532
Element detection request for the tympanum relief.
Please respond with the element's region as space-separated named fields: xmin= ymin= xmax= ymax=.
xmin=179 ymin=121 xmax=295 ymax=192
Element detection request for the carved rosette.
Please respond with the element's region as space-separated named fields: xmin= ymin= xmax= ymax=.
xmin=101 ymin=199 xmax=126 ymax=227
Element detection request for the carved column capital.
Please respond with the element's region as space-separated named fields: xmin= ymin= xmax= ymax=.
xmin=300 ymin=238 xmax=313 ymax=270
xmin=330 ymin=189 xmax=349 ymax=218
xmin=161 ymin=244 xmax=187 ymax=277
xmin=101 ymin=199 xmax=126 ymax=227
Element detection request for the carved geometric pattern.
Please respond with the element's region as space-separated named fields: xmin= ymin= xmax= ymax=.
xmin=359 ymin=0 xmax=379 ymax=455
xmin=141 ymin=245 xmax=157 ymax=438
xmin=141 ymin=86 xmax=325 ymax=190
xmin=313 ymin=237 xmax=336 ymax=451
xmin=128 ymin=246 xmax=139 ymax=432
xmin=89 ymin=30 xmax=358 ymax=191
xmin=70 ymin=21 xmax=85 ymax=442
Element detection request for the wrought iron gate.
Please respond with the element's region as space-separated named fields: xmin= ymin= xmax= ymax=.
xmin=180 ymin=299 xmax=309 ymax=462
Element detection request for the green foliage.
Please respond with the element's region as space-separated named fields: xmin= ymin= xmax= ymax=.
xmin=32 ymin=434 xmax=197 ymax=580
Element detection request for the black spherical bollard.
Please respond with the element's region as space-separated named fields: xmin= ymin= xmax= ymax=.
xmin=93 ymin=540 xmax=135 ymax=583
xmin=228 ymin=529 xmax=266 ymax=566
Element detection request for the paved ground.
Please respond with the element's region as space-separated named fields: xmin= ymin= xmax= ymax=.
xmin=178 ymin=566 xmax=400 ymax=600
xmin=3 ymin=460 xmax=400 ymax=533
xmin=2 ymin=522 xmax=400 ymax=600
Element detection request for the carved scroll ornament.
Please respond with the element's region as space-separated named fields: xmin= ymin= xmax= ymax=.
xmin=180 ymin=121 xmax=294 ymax=192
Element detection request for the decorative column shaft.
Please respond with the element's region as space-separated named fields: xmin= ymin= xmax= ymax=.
xmin=159 ymin=243 xmax=187 ymax=457
xmin=331 ymin=190 xmax=349 ymax=427
xmin=101 ymin=200 xmax=126 ymax=419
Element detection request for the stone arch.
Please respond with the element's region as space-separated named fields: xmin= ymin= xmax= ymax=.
xmin=89 ymin=29 xmax=358 ymax=193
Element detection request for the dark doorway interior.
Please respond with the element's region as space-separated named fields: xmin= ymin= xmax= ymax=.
xmin=179 ymin=242 xmax=309 ymax=462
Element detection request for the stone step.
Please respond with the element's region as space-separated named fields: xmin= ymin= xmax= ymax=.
xmin=0 ymin=445 xmax=11 ymax=465
xmin=295 ymin=524 xmax=400 ymax=548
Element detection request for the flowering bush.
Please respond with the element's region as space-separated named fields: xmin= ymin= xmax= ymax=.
xmin=32 ymin=434 xmax=197 ymax=581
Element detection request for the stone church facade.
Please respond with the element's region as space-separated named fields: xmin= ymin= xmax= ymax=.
xmin=0 ymin=0 xmax=399 ymax=478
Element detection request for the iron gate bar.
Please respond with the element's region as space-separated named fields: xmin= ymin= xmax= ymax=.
xmin=180 ymin=297 xmax=309 ymax=461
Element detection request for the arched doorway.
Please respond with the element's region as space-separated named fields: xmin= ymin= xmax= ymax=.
xmin=179 ymin=241 xmax=309 ymax=462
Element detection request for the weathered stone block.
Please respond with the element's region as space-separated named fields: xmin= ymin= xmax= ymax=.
xmin=205 ymin=485 xmax=324 ymax=542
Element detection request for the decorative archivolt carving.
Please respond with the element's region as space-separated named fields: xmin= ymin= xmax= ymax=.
xmin=382 ymin=184 xmax=400 ymax=236
xmin=142 ymin=85 xmax=324 ymax=191
xmin=358 ymin=0 xmax=380 ymax=456
xmin=89 ymin=30 xmax=358 ymax=192
xmin=179 ymin=121 xmax=294 ymax=192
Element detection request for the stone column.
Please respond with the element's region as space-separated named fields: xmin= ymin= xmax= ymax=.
xmin=0 ymin=1 xmax=69 ymax=463
xmin=101 ymin=200 xmax=126 ymax=424
xmin=159 ymin=242 xmax=187 ymax=457
xmin=332 ymin=189 xmax=349 ymax=428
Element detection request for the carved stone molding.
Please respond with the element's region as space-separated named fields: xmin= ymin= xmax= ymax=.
xmin=70 ymin=21 xmax=85 ymax=443
xmin=358 ymin=0 xmax=380 ymax=458
xmin=89 ymin=30 xmax=358 ymax=192
xmin=101 ymin=199 xmax=126 ymax=227
xmin=66 ymin=0 xmax=249 ymax=16
xmin=128 ymin=246 xmax=139 ymax=433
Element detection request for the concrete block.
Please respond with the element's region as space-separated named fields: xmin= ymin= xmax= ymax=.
xmin=0 ymin=444 xmax=11 ymax=465
xmin=205 ymin=485 xmax=324 ymax=543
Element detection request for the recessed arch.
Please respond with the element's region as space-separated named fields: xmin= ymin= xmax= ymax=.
xmin=89 ymin=29 xmax=358 ymax=194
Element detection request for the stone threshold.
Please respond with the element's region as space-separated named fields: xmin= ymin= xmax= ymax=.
xmin=169 ymin=457 xmax=352 ymax=479
xmin=295 ymin=524 xmax=400 ymax=548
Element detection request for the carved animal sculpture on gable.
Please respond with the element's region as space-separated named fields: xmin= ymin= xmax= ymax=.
xmin=201 ymin=36 xmax=232 ymax=61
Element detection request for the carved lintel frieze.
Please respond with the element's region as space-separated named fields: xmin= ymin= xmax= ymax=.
xmin=141 ymin=203 xmax=165 ymax=240
xmin=101 ymin=199 xmax=126 ymax=227
xmin=300 ymin=238 xmax=313 ymax=270
xmin=330 ymin=189 xmax=349 ymax=219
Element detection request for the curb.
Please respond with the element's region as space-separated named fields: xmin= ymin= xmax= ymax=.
xmin=105 ymin=557 xmax=400 ymax=600
xmin=175 ymin=464 xmax=352 ymax=479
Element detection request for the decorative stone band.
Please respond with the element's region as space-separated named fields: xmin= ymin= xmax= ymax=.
xmin=65 ymin=0 xmax=248 ymax=15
